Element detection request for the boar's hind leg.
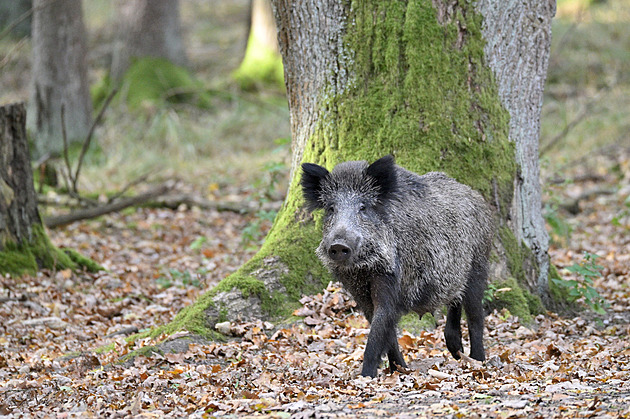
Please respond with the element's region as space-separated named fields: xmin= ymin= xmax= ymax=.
xmin=445 ymin=302 xmax=464 ymax=359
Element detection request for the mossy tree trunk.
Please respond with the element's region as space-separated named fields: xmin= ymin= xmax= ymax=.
xmin=27 ymin=0 xmax=92 ymax=159
xmin=111 ymin=0 xmax=188 ymax=81
xmin=165 ymin=0 xmax=554 ymax=337
xmin=233 ymin=0 xmax=284 ymax=90
xmin=0 ymin=104 xmax=40 ymax=247
xmin=0 ymin=103 xmax=101 ymax=276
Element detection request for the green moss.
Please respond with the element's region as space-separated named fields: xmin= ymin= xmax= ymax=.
xmin=399 ymin=312 xmax=436 ymax=334
xmin=524 ymin=291 xmax=544 ymax=315
xmin=119 ymin=345 xmax=163 ymax=362
xmin=305 ymin=1 xmax=515 ymax=210
xmin=489 ymin=277 xmax=533 ymax=322
xmin=119 ymin=57 xmax=212 ymax=111
xmin=91 ymin=72 xmax=113 ymax=110
xmin=95 ymin=342 xmax=116 ymax=355
xmin=0 ymin=224 xmax=103 ymax=276
xmin=0 ymin=242 xmax=38 ymax=276
xmin=233 ymin=31 xmax=284 ymax=91
xmin=63 ymin=248 xmax=103 ymax=272
xmin=147 ymin=289 xmax=226 ymax=340
xmin=496 ymin=226 xmax=545 ymax=317
xmin=499 ymin=226 xmax=527 ymax=284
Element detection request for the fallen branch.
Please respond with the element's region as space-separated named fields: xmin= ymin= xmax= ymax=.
xmin=154 ymin=194 xmax=282 ymax=214
xmin=559 ymin=187 xmax=616 ymax=215
xmin=42 ymin=185 xmax=283 ymax=228
xmin=44 ymin=184 xmax=171 ymax=228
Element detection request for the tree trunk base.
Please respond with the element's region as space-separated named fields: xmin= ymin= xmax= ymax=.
xmin=0 ymin=223 xmax=103 ymax=277
xmin=0 ymin=102 xmax=102 ymax=277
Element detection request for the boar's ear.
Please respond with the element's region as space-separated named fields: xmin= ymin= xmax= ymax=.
xmin=301 ymin=163 xmax=329 ymax=211
xmin=366 ymin=155 xmax=397 ymax=200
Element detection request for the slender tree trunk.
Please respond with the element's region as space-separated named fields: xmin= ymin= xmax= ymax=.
xmin=0 ymin=103 xmax=100 ymax=276
xmin=163 ymin=0 xmax=554 ymax=337
xmin=27 ymin=0 xmax=92 ymax=159
xmin=234 ymin=0 xmax=283 ymax=89
xmin=111 ymin=0 xmax=187 ymax=80
xmin=250 ymin=0 xmax=278 ymax=54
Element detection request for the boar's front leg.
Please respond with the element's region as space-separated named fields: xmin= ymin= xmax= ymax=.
xmin=361 ymin=274 xmax=405 ymax=377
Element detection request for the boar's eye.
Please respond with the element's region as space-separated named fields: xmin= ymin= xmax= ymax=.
xmin=326 ymin=205 xmax=335 ymax=214
xmin=359 ymin=203 xmax=366 ymax=212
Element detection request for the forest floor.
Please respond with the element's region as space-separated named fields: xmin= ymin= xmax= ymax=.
xmin=1 ymin=155 xmax=629 ymax=417
xmin=1 ymin=0 xmax=630 ymax=417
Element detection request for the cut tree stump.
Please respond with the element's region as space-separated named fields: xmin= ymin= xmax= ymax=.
xmin=0 ymin=103 xmax=41 ymax=245
xmin=0 ymin=102 xmax=101 ymax=276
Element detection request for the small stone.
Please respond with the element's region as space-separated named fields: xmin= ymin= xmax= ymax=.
xmin=215 ymin=321 xmax=232 ymax=335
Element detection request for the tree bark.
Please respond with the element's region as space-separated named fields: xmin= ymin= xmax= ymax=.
xmin=476 ymin=0 xmax=554 ymax=302
xmin=0 ymin=103 xmax=100 ymax=276
xmin=0 ymin=103 xmax=40 ymax=244
xmin=162 ymin=0 xmax=554 ymax=337
xmin=27 ymin=0 xmax=92 ymax=159
xmin=111 ymin=0 xmax=187 ymax=80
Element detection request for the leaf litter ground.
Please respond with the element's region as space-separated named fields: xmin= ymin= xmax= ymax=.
xmin=1 ymin=174 xmax=629 ymax=417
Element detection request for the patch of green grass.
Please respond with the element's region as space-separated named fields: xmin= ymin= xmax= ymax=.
xmin=78 ymin=96 xmax=290 ymax=193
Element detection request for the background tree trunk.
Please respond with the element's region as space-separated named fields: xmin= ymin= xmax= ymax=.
xmin=161 ymin=0 xmax=554 ymax=337
xmin=233 ymin=0 xmax=283 ymax=90
xmin=26 ymin=0 xmax=92 ymax=159
xmin=111 ymin=0 xmax=187 ymax=80
xmin=0 ymin=103 xmax=100 ymax=276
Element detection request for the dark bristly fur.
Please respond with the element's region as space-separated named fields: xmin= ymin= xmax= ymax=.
xmin=301 ymin=155 xmax=493 ymax=378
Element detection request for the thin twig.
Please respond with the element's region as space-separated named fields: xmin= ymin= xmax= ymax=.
xmin=73 ymin=88 xmax=118 ymax=192
xmin=106 ymin=171 xmax=155 ymax=203
xmin=544 ymin=136 xmax=629 ymax=186
xmin=0 ymin=0 xmax=62 ymax=41
xmin=67 ymin=190 xmax=99 ymax=207
xmin=539 ymin=106 xmax=591 ymax=156
xmin=59 ymin=103 xmax=74 ymax=193
xmin=540 ymin=83 xmax=613 ymax=156
xmin=155 ymin=194 xmax=282 ymax=214
xmin=0 ymin=37 xmax=28 ymax=70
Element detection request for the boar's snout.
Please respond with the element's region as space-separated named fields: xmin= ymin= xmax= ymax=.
xmin=328 ymin=242 xmax=352 ymax=262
